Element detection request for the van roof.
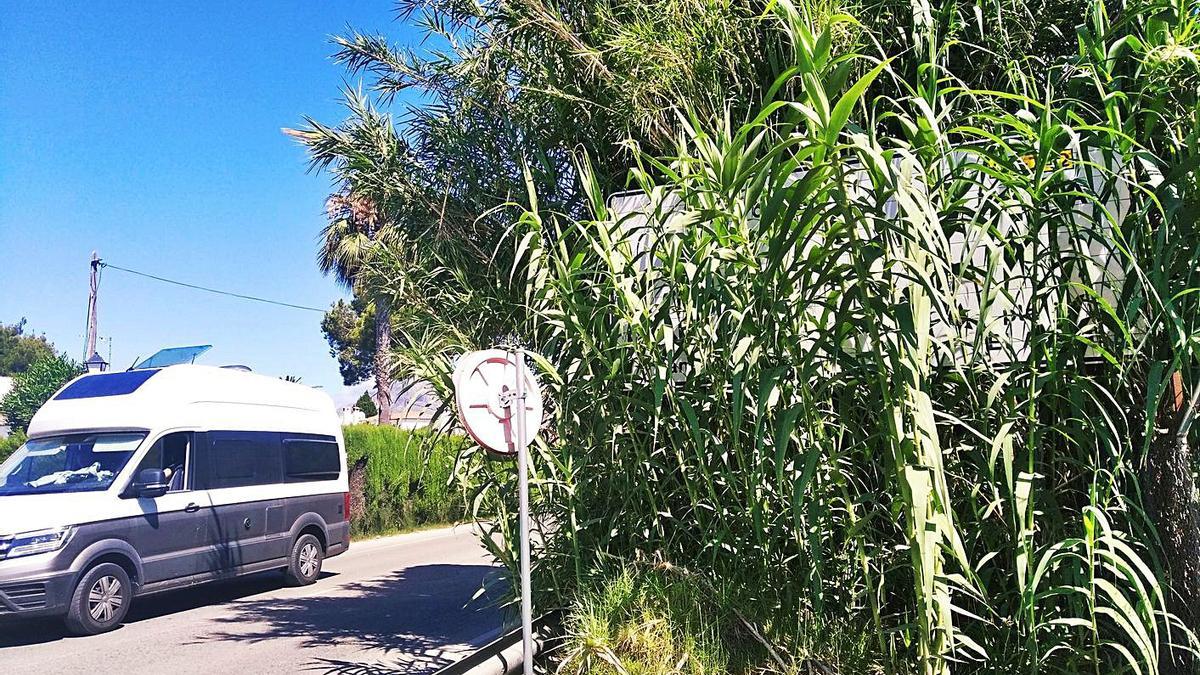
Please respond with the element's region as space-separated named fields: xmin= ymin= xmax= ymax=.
xmin=27 ymin=364 xmax=338 ymax=439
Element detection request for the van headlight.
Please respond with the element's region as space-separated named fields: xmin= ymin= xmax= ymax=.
xmin=3 ymin=527 xmax=72 ymax=560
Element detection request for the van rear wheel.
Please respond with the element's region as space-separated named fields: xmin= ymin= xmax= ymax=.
xmin=64 ymin=562 xmax=132 ymax=636
xmin=285 ymin=534 xmax=324 ymax=586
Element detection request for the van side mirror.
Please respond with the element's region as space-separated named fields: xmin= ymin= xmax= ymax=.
xmin=128 ymin=468 xmax=169 ymax=499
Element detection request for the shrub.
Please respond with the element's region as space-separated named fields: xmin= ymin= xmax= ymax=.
xmin=0 ymin=354 xmax=83 ymax=432
xmin=342 ymin=424 xmax=468 ymax=537
xmin=0 ymin=430 xmax=25 ymax=465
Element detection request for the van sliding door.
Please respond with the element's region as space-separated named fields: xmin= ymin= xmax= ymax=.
xmin=193 ymin=431 xmax=285 ymax=572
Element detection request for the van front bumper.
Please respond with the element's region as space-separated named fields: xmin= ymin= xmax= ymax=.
xmin=0 ymin=544 xmax=78 ymax=619
xmin=0 ymin=569 xmax=74 ymax=619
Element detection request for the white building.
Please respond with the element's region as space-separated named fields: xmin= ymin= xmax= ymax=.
xmin=338 ymin=406 xmax=367 ymax=426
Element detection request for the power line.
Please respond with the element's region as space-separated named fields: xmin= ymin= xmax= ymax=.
xmin=100 ymin=261 xmax=327 ymax=313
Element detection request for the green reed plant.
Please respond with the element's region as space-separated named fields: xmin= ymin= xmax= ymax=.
xmin=317 ymin=0 xmax=1200 ymax=671
xmin=388 ymin=3 xmax=1196 ymax=672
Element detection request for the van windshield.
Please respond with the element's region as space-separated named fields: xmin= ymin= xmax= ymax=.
xmin=0 ymin=433 xmax=145 ymax=496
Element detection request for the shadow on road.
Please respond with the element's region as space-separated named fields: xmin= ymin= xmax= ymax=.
xmin=0 ymin=569 xmax=329 ymax=648
xmin=0 ymin=564 xmax=505 ymax=674
xmin=194 ymin=564 xmax=507 ymax=674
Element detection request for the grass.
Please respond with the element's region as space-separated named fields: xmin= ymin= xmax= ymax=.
xmin=350 ymin=521 xmax=456 ymax=542
xmin=555 ymin=565 xmax=759 ymax=675
xmin=554 ymin=563 xmax=883 ymax=675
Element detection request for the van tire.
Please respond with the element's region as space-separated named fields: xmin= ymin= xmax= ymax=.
xmin=285 ymin=534 xmax=324 ymax=586
xmin=64 ymin=562 xmax=132 ymax=636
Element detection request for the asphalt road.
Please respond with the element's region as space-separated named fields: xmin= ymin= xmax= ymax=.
xmin=0 ymin=526 xmax=507 ymax=674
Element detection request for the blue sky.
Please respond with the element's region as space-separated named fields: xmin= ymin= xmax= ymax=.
xmin=0 ymin=2 xmax=418 ymax=406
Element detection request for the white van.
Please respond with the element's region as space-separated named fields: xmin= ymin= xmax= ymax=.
xmin=0 ymin=364 xmax=350 ymax=635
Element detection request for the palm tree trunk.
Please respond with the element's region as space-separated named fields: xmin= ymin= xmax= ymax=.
xmin=374 ymin=296 xmax=393 ymax=426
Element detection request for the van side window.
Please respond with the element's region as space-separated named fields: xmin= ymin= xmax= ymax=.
xmin=195 ymin=431 xmax=282 ymax=489
xmin=132 ymin=432 xmax=192 ymax=492
xmin=282 ymin=438 xmax=340 ymax=482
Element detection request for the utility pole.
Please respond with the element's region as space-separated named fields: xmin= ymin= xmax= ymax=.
xmin=84 ymin=251 xmax=101 ymax=361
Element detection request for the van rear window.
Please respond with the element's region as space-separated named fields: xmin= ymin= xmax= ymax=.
xmin=54 ymin=369 xmax=161 ymax=400
xmin=283 ymin=439 xmax=340 ymax=482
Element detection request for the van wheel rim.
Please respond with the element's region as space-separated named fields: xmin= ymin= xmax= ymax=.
xmin=299 ymin=543 xmax=319 ymax=578
xmin=88 ymin=575 xmax=123 ymax=623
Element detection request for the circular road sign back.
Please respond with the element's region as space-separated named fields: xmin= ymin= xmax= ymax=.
xmin=453 ymin=349 xmax=543 ymax=456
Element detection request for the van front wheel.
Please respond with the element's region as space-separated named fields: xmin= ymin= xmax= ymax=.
xmin=64 ymin=562 xmax=132 ymax=636
xmin=285 ymin=534 xmax=324 ymax=586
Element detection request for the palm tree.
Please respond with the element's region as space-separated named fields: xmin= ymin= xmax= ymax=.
xmin=317 ymin=192 xmax=396 ymax=425
xmin=286 ymin=92 xmax=411 ymax=426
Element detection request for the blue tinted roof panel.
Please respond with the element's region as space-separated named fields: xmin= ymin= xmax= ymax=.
xmin=55 ymin=369 xmax=162 ymax=400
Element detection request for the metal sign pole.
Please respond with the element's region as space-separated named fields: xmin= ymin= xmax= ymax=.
xmin=455 ymin=348 xmax=542 ymax=674
xmin=512 ymin=349 xmax=534 ymax=675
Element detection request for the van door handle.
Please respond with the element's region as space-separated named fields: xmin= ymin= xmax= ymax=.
xmin=184 ymin=503 xmax=200 ymax=513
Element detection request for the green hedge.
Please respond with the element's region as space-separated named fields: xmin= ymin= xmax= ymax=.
xmin=343 ymin=424 xmax=468 ymax=537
